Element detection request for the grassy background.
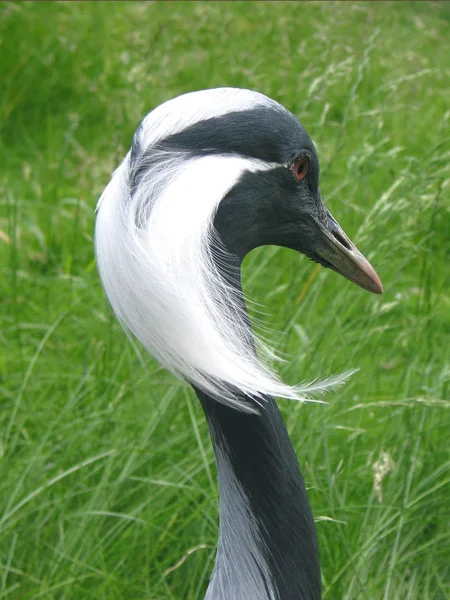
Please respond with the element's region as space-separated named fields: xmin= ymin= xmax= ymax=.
xmin=1 ymin=1 xmax=449 ymax=598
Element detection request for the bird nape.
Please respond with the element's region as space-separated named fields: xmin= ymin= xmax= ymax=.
xmin=94 ymin=88 xmax=382 ymax=600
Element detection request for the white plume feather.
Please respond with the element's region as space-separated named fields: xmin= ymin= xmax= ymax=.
xmin=95 ymin=88 xmax=352 ymax=411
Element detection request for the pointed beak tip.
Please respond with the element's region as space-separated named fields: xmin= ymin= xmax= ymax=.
xmin=362 ymin=262 xmax=383 ymax=295
xmin=375 ymin=277 xmax=384 ymax=295
xmin=371 ymin=279 xmax=384 ymax=295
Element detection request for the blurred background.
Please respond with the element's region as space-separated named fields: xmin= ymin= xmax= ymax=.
xmin=0 ymin=2 xmax=449 ymax=599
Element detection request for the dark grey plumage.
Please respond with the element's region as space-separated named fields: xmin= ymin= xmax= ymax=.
xmin=95 ymin=88 xmax=382 ymax=600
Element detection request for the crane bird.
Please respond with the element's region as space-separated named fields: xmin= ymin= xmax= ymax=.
xmin=95 ymin=88 xmax=382 ymax=600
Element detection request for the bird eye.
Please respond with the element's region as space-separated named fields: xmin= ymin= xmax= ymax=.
xmin=292 ymin=158 xmax=309 ymax=182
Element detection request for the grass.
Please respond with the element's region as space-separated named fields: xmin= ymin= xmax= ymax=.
xmin=0 ymin=1 xmax=449 ymax=598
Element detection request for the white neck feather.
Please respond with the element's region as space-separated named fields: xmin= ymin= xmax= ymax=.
xmin=95 ymin=89 xmax=352 ymax=410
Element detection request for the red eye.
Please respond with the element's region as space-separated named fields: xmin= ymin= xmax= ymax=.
xmin=292 ymin=158 xmax=309 ymax=182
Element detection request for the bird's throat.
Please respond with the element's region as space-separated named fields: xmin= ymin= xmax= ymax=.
xmin=194 ymin=209 xmax=322 ymax=599
xmin=194 ymin=250 xmax=321 ymax=599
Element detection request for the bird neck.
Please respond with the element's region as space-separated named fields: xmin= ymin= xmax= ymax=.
xmin=195 ymin=262 xmax=321 ymax=600
xmin=197 ymin=391 xmax=321 ymax=600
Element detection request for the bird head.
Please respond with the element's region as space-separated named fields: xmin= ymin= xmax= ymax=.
xmin=208 ymin=108 xmax=382 ymax=294
xmin=95 ymin=88 xmax=382 ymax=410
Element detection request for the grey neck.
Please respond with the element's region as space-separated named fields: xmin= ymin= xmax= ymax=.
xmin=195 ymin=258 xmax=321 ymax=600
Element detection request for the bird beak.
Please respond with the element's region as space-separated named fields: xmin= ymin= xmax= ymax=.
xmin=313 ymin=210 xmax=383 ymax=294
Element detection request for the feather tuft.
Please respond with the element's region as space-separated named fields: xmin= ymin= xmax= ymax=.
xmin=95 ymin=89 xmax=351 ymax=411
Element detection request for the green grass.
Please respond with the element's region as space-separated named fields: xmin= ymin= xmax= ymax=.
xmin=1 ymin=1 xmax=449 ymax=598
